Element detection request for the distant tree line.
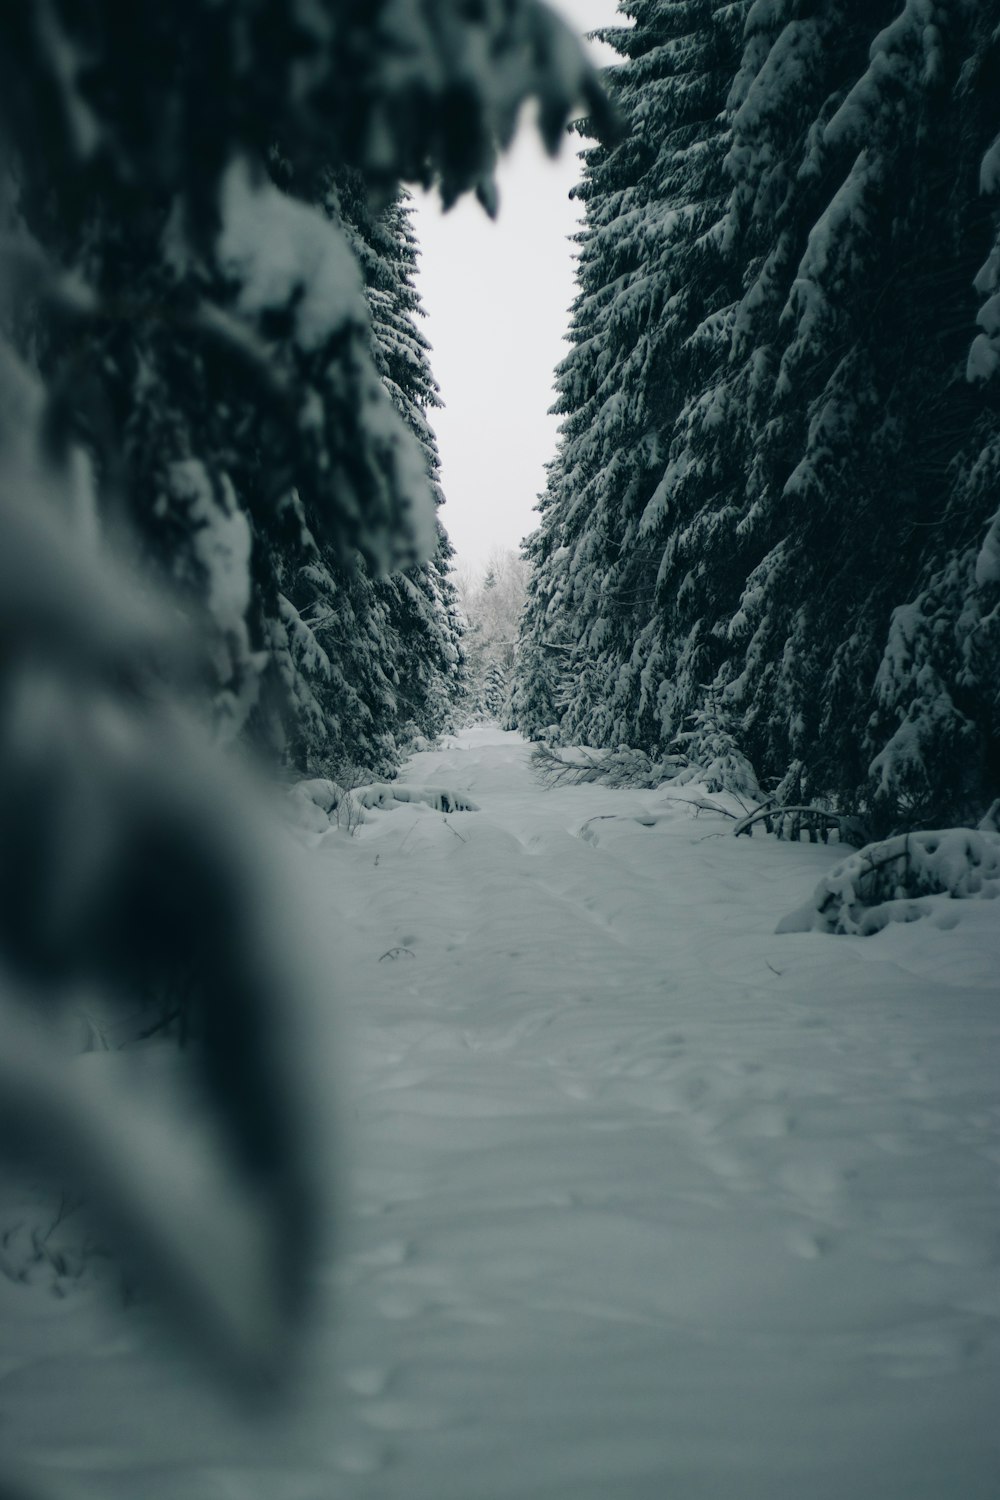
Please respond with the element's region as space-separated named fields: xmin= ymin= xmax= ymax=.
xmin=515 ymin=0 xmax=1000 ymax=833
xmin=457 ymin=549 xmax=530 ymax=724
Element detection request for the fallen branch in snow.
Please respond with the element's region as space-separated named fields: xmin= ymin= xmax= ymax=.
xmin=733 ymin=803 xmax=866 ymax=846
xmin=682 ymin=797 xmax=739 ymax=820
xmin=530 ymin=744 xmax=684 ymax=789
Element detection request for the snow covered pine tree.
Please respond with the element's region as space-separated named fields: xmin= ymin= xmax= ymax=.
xmin=516 ymin=0 xmax=749 ymax=750
xmin=516 ymin=0 xmax=1000 ymax=832
xmin=280 ymin=171 xmax=466 ymax=775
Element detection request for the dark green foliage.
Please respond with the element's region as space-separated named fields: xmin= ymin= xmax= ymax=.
xmin=516 ymin=0 xmax=1000 ymax=831
xmin=278 ymin=178 xmax=466 ymax=774
xmin=517 ymin=0 xmax=748 ymax=747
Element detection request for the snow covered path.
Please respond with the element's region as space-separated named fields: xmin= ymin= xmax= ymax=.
xmin=3 ymin=726 xmax=999 ymax=1498
xmin=317 ymin=728 xmax=1000 ymax=1498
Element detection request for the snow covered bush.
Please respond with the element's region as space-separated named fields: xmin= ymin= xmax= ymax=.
xmin=777 ymin=828 xmax=1000 ymax=937
xmin=287 ymin=776 xmax=370 ymax=834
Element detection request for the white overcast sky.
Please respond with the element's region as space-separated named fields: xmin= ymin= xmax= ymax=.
xmin=412 ymin=2 xmax=622 ymax=577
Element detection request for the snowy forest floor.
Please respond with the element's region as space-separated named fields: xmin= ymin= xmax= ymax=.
xmin=3 ymin=725 xmax=999 ymax=1499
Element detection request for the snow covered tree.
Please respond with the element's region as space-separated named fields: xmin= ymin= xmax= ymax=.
xmin=518 ymin=0 xmax=1000 ymax=830
xmin=859 ymin=6 xmax=1000 ymax=828
xmin=341 ymin=182 xmax=466 ymax=747
xmin=638 ymin=0 xmax=896 ymax=770
xmin=457 ymin=549 xmax=529 ymax=723
xmin=276 ymin=174 xmax=466 ymax=773
xmin=707 ymin=0 xmax=1000 ymax=821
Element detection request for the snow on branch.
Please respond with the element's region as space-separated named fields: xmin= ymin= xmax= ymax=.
xmin=777 ymin=827 xmax=1000 ymax=937
xmin=530 ymin=744 xmax=685 ymax=789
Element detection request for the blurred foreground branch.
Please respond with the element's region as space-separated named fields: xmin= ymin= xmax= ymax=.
xmin=0 ymin=2 xmax=612 ymax=1493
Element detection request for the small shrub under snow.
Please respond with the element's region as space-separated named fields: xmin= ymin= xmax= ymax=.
xmin=355 ymin=785 xmax=480 ymax=814
xmin=777 ymin=828 xmax=1000 ymax=937
xmin=287 ymin=778 xmax=479 ymax=832
xmin=669 ymin=706 xmax=762 ymax=801
xmin=286 ymin=778 xmax=361 ymax=833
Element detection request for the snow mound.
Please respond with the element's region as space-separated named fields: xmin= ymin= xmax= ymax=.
xmin=287 ymin=779 xmax=480 ymax=832
xmin=286 ymin=778 xmax=362 ymax=833
xmin=356 ymin=784 xmax=480 ymax=814
xmin=777 ymin=828 xmax=1000 ymax=937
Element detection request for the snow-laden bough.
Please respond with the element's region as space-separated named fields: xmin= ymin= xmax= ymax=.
xmin=777 ymin=827 xmax=1000 ymax=937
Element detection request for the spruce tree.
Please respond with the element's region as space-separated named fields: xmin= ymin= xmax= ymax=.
xmin=517 ymin=0 xmax=1000 ymax=830
xmin=865 ymin=7 xmax=1000 ymax=825
xmin=354 ymin=186 xmax=466 ymax=747
xmin=458 ymin=551 xmax=528 ymax=724
xmin=517 ymin=0 xmax=749 ymax=747
xmin=709 ymin=0 xmax=999 ymax=818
